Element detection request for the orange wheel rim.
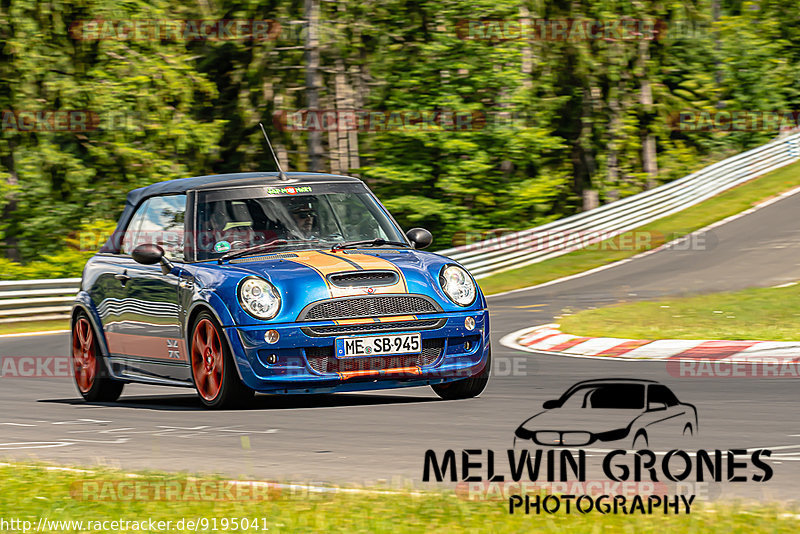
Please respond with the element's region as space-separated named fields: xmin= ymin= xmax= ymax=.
xmin=72 ymin=318 xmax=97 ymax=393
xmin=191 ymin=319 xmax=224 ymax=401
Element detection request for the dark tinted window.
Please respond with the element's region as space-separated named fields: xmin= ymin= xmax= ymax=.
xmin=560 ymin=383 xmax=646 ymax=409
xmin=648 ymin=385 xmax=679 ymax=406
xmin=587 ymin=384 xmax=645 ymax=409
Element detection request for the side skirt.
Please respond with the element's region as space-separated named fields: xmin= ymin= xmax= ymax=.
xmin=107 ymin=356 xmax=194 ymax=387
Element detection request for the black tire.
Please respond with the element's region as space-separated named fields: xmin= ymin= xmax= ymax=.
xmin=431 ymin=347 xmax=491 ymax=400
xmin=71 ymin=312 xmax=124 ymax=403
xmin=189 ymin=311 xmax=254 ymax=409
xmin=632 ymin=430 xmax=649 ymax=449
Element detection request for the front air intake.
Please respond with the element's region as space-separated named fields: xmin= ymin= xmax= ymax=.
xmin=327 ymin=270 xmax=399 ymax=288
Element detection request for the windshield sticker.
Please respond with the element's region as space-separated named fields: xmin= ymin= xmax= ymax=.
xmin=266 ymin=186 xmax=312 ymax=195
xmin=213 ymin=240 xmax=232 ymax=253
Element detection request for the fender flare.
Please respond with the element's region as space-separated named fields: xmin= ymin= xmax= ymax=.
xmin=71 ymin=292 xmax=114 ymax=376
xmin=184 ymin=292 xmax=246 ymax=381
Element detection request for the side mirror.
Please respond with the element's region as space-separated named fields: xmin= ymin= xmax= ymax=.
xmin=131 ymin=243 xmax=174 ymax=275
xmin=542 ymin=400 xmax=560 ymax=410
xmin=406 ymin=228 xmax=433 ymax=249
xmin=647 ymin=401 xmax=667 ymax=412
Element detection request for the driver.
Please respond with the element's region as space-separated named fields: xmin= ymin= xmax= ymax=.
xmin=287 ymin=198 xmax=317 ymax=239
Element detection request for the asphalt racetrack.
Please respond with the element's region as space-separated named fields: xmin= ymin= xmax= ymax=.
xmin=2 ymin=190 xmax=800 ymax=502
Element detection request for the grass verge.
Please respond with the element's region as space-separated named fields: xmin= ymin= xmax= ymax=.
xmin=558 ymin=284 xmax=800 ymax=341
xmin=0 ymin=462 xmax=797 ymax=533
xmin=478 ymin=160 xmax=800 ymax=295
xmin=0 ymin=319 xmax=69 ymax=336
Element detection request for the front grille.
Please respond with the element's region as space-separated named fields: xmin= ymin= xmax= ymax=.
xmin=300 ymin=295 xmax=440 ymax=321
xmin=302 ymin=319 xmax=444 ymax=337
xmin=306 ymin=339 xmax=444 ymax=374
xmin=533 ymin=431 xmax=592 ymax=447
xmin=328 ymin=270 xmax=399 ymax=288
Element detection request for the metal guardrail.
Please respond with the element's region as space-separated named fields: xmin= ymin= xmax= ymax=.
xmin=0 ymin=278 xmax=80 ymax=323
xmin=439 ymin=132 xmax=800 ymax=279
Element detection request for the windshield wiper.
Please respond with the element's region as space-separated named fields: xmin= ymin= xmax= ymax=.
xmin=218 ymin=239 xmax=289 ymax=263
xmin=331 ymin=238 xmax=411 ymax=251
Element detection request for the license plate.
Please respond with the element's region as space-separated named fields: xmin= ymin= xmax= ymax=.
xmin=335 ymin=333 xmax=421 ymax=358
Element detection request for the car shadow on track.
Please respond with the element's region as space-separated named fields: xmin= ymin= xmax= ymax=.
xmin=39 ymin=392 xmax=441 ymax=411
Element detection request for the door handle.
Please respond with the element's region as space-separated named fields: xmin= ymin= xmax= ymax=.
xmin=114 ymin=271 xmax=131 ymax=286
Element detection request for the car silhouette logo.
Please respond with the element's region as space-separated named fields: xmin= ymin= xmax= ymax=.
xmin=514 ymin=379 xmax=698 ymax=449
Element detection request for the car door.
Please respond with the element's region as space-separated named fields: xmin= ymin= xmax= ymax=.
xmin=111 ymin=194 xmax=190 ymax=384
xmin=94 ymin=198 xmax=151 ymax=358
xmin=644 ymin=384 xmax=689 ymax=443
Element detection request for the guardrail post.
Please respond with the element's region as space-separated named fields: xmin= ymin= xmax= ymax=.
xmin=788 ymin=136 xmax=800 ymax=159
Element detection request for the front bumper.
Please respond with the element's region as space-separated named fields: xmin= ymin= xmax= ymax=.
xmin=225 ymin=309 xmax=490 ymax=394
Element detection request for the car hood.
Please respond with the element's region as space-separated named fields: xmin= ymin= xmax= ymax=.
xmin=189 ymin=248 xmax=484 ymax=325
xmin=516 ymin=408 xmax=643 ymax=436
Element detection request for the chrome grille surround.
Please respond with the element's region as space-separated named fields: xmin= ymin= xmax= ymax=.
xmin=298 ymin=294 xmax=441 ymax=321
xmin=301 ymin=319 xmax=444 ymax=337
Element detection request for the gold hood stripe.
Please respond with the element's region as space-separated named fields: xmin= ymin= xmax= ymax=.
xmin=284 ymin=250 xmax=408 ymax=298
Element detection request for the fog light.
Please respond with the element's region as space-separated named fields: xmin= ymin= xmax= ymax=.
xmin=464 ymin=342 xmax=471 ymax=351
xmin=265 ymin=354 xmax=278 ymax=365
xmin=265 ymin=329 xmax=280 ymax=344
xmin=465 ymin=316 xmax=476 ymax=330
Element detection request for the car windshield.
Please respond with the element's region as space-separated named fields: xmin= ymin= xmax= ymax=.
xmin=559 ymin=384 xmax=645 ymax=409
xmin=194 ymin=186 xmax=408 ymax=260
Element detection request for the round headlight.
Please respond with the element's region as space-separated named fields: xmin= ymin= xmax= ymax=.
xmin=238 ymin=277 xmax=281 ymax=320
xmin=440 ymin=265 xmax=476 ymax=307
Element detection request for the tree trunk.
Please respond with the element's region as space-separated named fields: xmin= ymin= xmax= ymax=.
xmin=334 ymin=59 xmax=350 ymax=174
xmin=0 ymin=142 xmax=20 ymax=261
xmin=606 ymin=43 xmax=622 ymax=202
xmin=712 ymin=0 xmax=723 ymax=98
xmin=304 ymin=0 xmax=323 ymax=172
xmin=639 ymin=39 xmax=658 ymax=189
xmin=519 ymin=5 xmax=533 ymax=91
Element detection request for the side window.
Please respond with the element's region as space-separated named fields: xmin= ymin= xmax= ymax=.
xmin=121 ymin=199 xmax=151 ymax=255
xmin=648 ymin=385 xmax=679 ymax=407
xmin=122 ymin=195 xmax=187 ymax=260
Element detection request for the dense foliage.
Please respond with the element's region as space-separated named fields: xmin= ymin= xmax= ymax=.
xmin=1 ymin=0 xmax=799 ymax=278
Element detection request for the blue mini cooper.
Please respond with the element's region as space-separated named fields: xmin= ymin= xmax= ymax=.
xmin=71 ymin=172 xmax=491 ymax=408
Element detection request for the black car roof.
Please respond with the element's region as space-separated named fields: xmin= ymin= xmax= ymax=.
xmin=102 ymin=172 xmax=364 ymax=254
xmin=125 ymin=172 xmax=362 ymax=205
xmin=559 ymin=378 xmax=659 ymax=396
xmin=567 ymin=379 xmax=659 ymax=387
